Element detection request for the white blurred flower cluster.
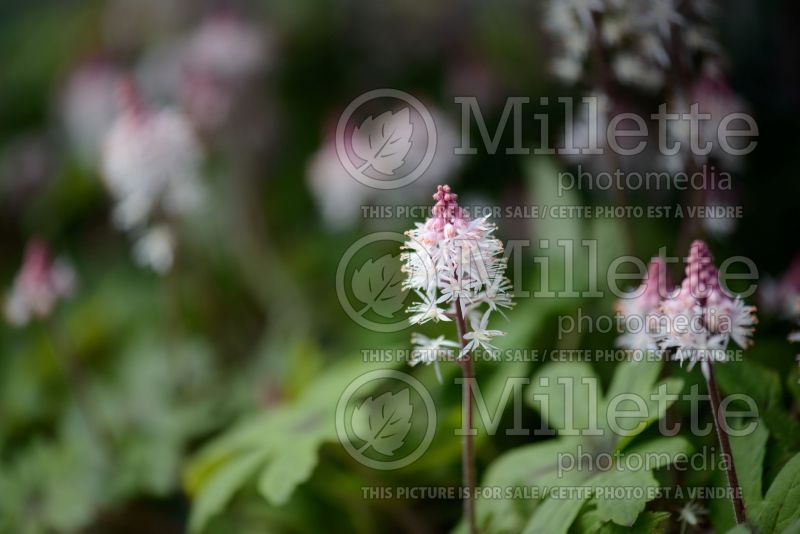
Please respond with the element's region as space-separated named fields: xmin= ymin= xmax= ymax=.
xmin=59 ymin=9 xmax=272 ymax=273
xmin=4 ymin=239 xmax=76 ymax=326
xmin=401 ymin=185 xmax=513 ymax=376
xmin=545 ymin=0 xmax=717 ymax=91
xmin=306 ymin=108 xmax=462 ymax=230
xmin=101 ymin=81 xmax=204 ymax=273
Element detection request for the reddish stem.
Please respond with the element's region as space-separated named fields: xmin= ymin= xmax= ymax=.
xmin=454 ymin=297 xmax=477 ymax=534
xmin=703 ymin=361 xmax=747 ymax=524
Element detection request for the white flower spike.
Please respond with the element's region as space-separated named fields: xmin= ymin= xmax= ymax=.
xmin=402 ymin=185 xmax=513 ymax=369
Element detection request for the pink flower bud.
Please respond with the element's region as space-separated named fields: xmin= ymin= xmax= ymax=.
xmin=4 ymin=239 xmax=76 ymax=326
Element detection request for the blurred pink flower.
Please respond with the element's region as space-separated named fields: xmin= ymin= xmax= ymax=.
xmin=669 ymin=64 xmax=750 ymax=172
xmin=4 ymin=239 xmax=76 ymax=326
xmin=690 ymin=66 xmax=749 ymax=171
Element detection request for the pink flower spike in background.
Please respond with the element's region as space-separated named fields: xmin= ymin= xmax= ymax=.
xmin=4 ymin=239 xmax=76 ymax=327
xmin=657 ymin=240 xmax=757 ymax=369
